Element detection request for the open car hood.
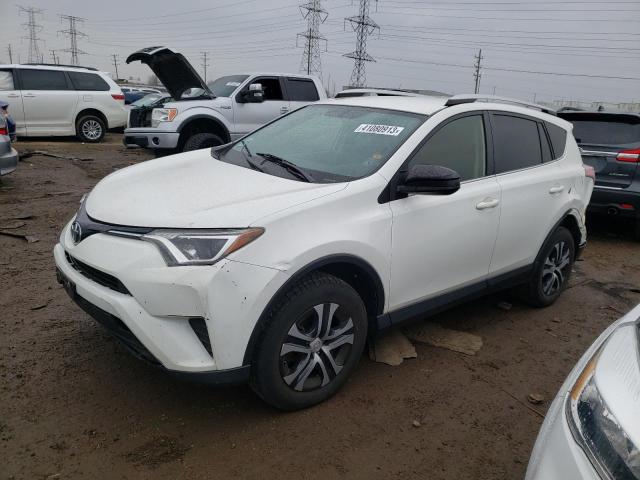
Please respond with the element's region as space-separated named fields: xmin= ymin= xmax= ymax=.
xmin=126 ymin=46 xmax=213 ymax=100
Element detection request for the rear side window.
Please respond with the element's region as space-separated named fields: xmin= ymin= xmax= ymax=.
xmin=492 ymin=114 xmax=542 ymax=173
xmin=0 ymin=70 xmax=15 ymax=90
xmin=19 ymin=69 xmax=69 ymax=90
xmin=408 ymin=115 xmax=486 ymax=181
xmin=560 ymin=114 xmax=640 ymax=146
xmin=68 ymin=72 xmax=110 ymax=91
xmin=286 ymin=78 xmax=319 ymax=101
xmin=545 ymin=122 xmax=567 ymax=159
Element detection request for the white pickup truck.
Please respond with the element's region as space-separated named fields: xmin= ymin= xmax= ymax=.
xmin=123 ymin=46 xmax=326 ymax=154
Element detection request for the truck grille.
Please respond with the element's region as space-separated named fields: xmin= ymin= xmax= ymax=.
xmin=65 ymin=252 xmax=131 ymax=295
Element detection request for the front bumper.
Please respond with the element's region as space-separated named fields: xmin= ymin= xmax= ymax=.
xmin=123 ymin=128 xmax=180 ymax=150
xmin=54 ymin=221 xmax=286 ymax=377
xmin=0 ymin=146 xmax=18 ymax=176
xmin=588 ymin=185 xmax=640 ymax=220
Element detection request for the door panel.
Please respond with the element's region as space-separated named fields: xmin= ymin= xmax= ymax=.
xmin=0 ymin=69 xmax=26 ymax=135
xmin=388 ymin=177 xmax=501 ymax=311
xmin=232 ymin=77 xmax=290 ymax=135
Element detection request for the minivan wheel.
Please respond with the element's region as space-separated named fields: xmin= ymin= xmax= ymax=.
xmin=251 ymin=272 xmax=368 ymax=411
xmin=182 ymin=133 xmax=224 ymax=152
xmin=76 ymin=115 xmax=106 ymax=143
xmin=521 ymin=226 xmax=575 ymax=307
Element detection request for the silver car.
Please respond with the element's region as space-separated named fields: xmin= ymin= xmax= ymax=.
xmin=526 ymin=303 xmax=640 ymax=479
xmin=0 ymin=114 xmax=18 ymax=176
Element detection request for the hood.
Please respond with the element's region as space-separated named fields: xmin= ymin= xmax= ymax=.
xmin=85 ymin=150 xmax=346 ymax=228
xmin=126 ymin=46 xmax=213 ymax=100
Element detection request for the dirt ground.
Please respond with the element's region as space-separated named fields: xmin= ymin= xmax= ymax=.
xmin=1 ymin=134 xmax=639 ymax=480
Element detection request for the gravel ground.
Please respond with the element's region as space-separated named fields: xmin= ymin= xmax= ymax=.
xmin=1 ymin=134 xmax=639 ymax=480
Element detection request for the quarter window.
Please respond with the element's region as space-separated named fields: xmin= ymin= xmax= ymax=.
xmin=545 ymin=122 xmax=567 ymax=159
xmin=492 ymin=114 xmax=542 ymax=173
xmin=538 ymin=124 xmax=553 ymax=163
xmin=408 ymin=115 xmax=486 ymax=181
xmin=68 ymin=72 xmax=110 ymax=91
xmin=19 ymin=69 xmax=69 ymax=90
xmin=0 ymin=70 xmax=15 ymax=91
xmin=286 ymin=78 xmax=320 ymax=101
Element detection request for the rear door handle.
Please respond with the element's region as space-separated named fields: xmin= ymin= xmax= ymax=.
xmin=23 ymin=93 xmax=36 ymax=98
xmin=549 ymin=185 xmax=565 ymax=194
xmin=476 ymin=198 xmax=499 ymax=210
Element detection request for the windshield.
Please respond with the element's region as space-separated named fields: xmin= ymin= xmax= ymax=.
xmin=131 ymin=93 xmax=164 ymax=107
xmin=217 ymin=104 xmax=426 ymax=183
xmin=207 ymin=75 xmax=249 ymax=97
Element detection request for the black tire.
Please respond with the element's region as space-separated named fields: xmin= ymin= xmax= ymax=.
xmin=634 ymin=221 xmax=640 ymax=241
xmin=250 ymin=272 xmax=368 ymax=411
xmin=76 ymin=115 xmax=106 ymax=143
xmin=182 ymin=133 xmax=224 ymax=152
xmin=521 ymin=226 xmax=575 ymax=307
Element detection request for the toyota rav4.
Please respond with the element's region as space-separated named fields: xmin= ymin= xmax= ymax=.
xmin=55 ymin=94 xmax=594 ymax=410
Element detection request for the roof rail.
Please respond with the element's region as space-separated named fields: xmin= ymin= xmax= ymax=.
xmin=445 ymin=94 xmax=556 ymax=115
xmin=22 ymin=63 xmax=98 ymax=71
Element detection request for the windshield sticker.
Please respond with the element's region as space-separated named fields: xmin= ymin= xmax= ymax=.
xmin=354 ymin=124 xmax=405 ymax=136
xmin=226 ymin=82 xmax=241 ymax=87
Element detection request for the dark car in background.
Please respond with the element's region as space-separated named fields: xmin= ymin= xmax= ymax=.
xmin=558 ymin=111 xmax=640 ymax=239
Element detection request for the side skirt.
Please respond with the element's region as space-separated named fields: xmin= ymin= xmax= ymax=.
xmin=376 ymin=264 xmax=533 ymax=332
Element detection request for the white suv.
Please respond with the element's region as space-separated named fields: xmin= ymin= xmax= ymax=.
xmin=54 ymin=94 xmax=594 ymax=410
xmin=0 ymin=64 xmax=127 ymax=142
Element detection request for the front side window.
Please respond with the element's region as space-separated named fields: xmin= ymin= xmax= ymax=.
xmin=252 ymin=78 xmax=283 ymax=101
xmin=492 ymin=114 xmax=542 ymax=173
xmin=218 ymin=104 xmax=425 ymax=183
xmin=68 ymin=72 xmax=109 ymax=91
xmin=0 ymin=70 xmax=15 ymax=91
xmin=19 ymin=69 xmax=69 ymax=90
xmin=207 ymin=75 xmax=248 ymax=97
xmin=408 ymin=115 xmax=486 ymax=181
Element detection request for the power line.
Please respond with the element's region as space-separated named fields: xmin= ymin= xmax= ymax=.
xmin=50 ymin=49 xmax=59 ymax=64
xmin=111 ymin=54 xmax=120 ymax=79
xmin=200 ymin=51 xmax=209 ymax=82
xmin=344 ymin=0 xmax=380 ymax=87
xmin=473 ymin=48 xmax=483 ymax=93
xmin=59 ymin=15 xmax=87 ymax=66
xmin=298 ymin=0 xmax=328 ymax=76
xmin=6 ymin=44 xmax=13 ymax=63
xmin=19 ymin=6 xmax=44 ymax=64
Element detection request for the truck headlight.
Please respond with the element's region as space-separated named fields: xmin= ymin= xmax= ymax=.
xmin=566 ymin=342 xmax=640 ymax=479
xmin=151 ymin=108 xmax=178 ymax=127
xmin=140 ymin=228 xmax=264 ymax=266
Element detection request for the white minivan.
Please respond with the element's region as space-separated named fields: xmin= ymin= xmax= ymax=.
xmin=0 ymin=64 xmax=127 ymax=142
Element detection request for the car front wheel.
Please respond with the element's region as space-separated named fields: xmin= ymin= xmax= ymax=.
xmin=251 ymin=272 xmax=368 ymax=410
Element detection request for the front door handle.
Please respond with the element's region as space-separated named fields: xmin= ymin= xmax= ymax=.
xmin=476 ymin=198 xmax=499 ymax=210
xmin=6 ymin=94 xmax=20 ymax=98
xmin=280 ymin=106 xmax=289 ymax=114
xmin=549 ymin=185 xmax=565 ymax=194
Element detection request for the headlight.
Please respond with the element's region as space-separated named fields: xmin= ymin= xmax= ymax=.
xmin=140 ymin=228 xmax=264 ymax=266
xmin=151 ymin=108 xmax=178 ymax=127
xmin=566 ymin=343 xmax=640 ymax=479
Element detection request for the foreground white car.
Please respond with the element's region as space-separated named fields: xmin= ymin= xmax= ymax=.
xmin=54 ymin=94 xmax=594 ymax=409
xmin=526 ymin=303 xmax=640 ymax=479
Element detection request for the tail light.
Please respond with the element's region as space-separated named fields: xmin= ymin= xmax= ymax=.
xmin=0 ymin=126 xmax=7 ymax=136
xmin=111 ymin=93 xmax=125 ymax=101
xmin=583 ymin=164 xmax=595 ymax=181
xmin=616 ymin=148 xmax=640 ymax=162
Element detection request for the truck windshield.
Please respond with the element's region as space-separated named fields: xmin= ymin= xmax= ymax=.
xmin=217 ymin=104 xmax=426 ymax=183
xmin=207 ymin=75 xmax=249 ymax=97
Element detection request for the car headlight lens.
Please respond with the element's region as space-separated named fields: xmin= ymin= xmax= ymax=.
xmin=566 ymin=345 xmax=640 ymax=479
xmin=140 ymin=228 xmax=264 ymax=266
xmin=151 ymin=108 xmax=178 ymax=127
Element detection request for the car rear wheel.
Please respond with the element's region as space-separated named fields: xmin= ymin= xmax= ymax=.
xmin=182 ymin=133 xmax=224 ymax=152
xmin=76 ymin=115 xmax=106 ymax=143
xmin=251 ymin=272 xmax=368 ymax=410
xmin=521 ymin=226 xmax=575 ymax=307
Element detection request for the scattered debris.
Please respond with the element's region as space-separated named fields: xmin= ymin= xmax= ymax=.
xmin=0 ymin=221 xmax=26 ymax=230
xmin=13 ymin=213 xmax=34 ymax=220
xmin=369 ymin=330 xmax=417 ymax=366
xmin=527 ymin=393 xmax=545 ymax=405
xmin=405 ymin=322 xmax=483 ymax=356
xmin=551 ymin=317 xmax=561 ymax=323
xmin=412 ymin=420 xmax=421 ymax=428
xmin=496 ymin=301 xmax=512 ymax=311
xmin=30 ymin=300 xmax=51 ymax=311
xmin=20 ymin=150 xmax=94 ymax=162
xmin=0 ymin=231 xmax=39 ymax=243
xmin=630 ymin=288 xmax=640 ymax=294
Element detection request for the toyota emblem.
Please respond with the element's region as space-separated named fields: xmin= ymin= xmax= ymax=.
xmin=71 ymin=221 xmax=82 ymax=244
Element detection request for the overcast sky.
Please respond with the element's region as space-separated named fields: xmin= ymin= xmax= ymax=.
xmin=1 ymin=0 xmax=639 ymax=103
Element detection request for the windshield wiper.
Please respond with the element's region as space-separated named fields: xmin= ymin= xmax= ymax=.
xmin=239 ymin=140 xmax=264 ymax=173
xmin=255 ymin=152 xmax=314 ymax=182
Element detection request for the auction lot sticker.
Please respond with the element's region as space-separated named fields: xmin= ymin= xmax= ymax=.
xmin=354 ymin=124 xmax=405 ymax=136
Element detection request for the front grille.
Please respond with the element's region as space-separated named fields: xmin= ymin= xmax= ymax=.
xmin=65 ymin=252 xmax=131 ymax=295
xmin=189 ymin=317 xmax=213 ymax=357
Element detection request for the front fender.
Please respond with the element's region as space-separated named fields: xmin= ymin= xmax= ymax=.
xmin=172 ymin=107 xmax=233 ymax=133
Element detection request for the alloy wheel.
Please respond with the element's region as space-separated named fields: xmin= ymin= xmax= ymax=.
xmin=279 ymin=303 xmax=354 ymax=392
xmin=541 ymin=241 xmax=571 ymax=296
xmin=82 ymin=119 xmax=102 ymax=141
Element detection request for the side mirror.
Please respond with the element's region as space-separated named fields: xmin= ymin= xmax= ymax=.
xmin=396 ymin=165 xmax=460 ymax=195
xmin=241 ymin=83 xmax=265 ymax=103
